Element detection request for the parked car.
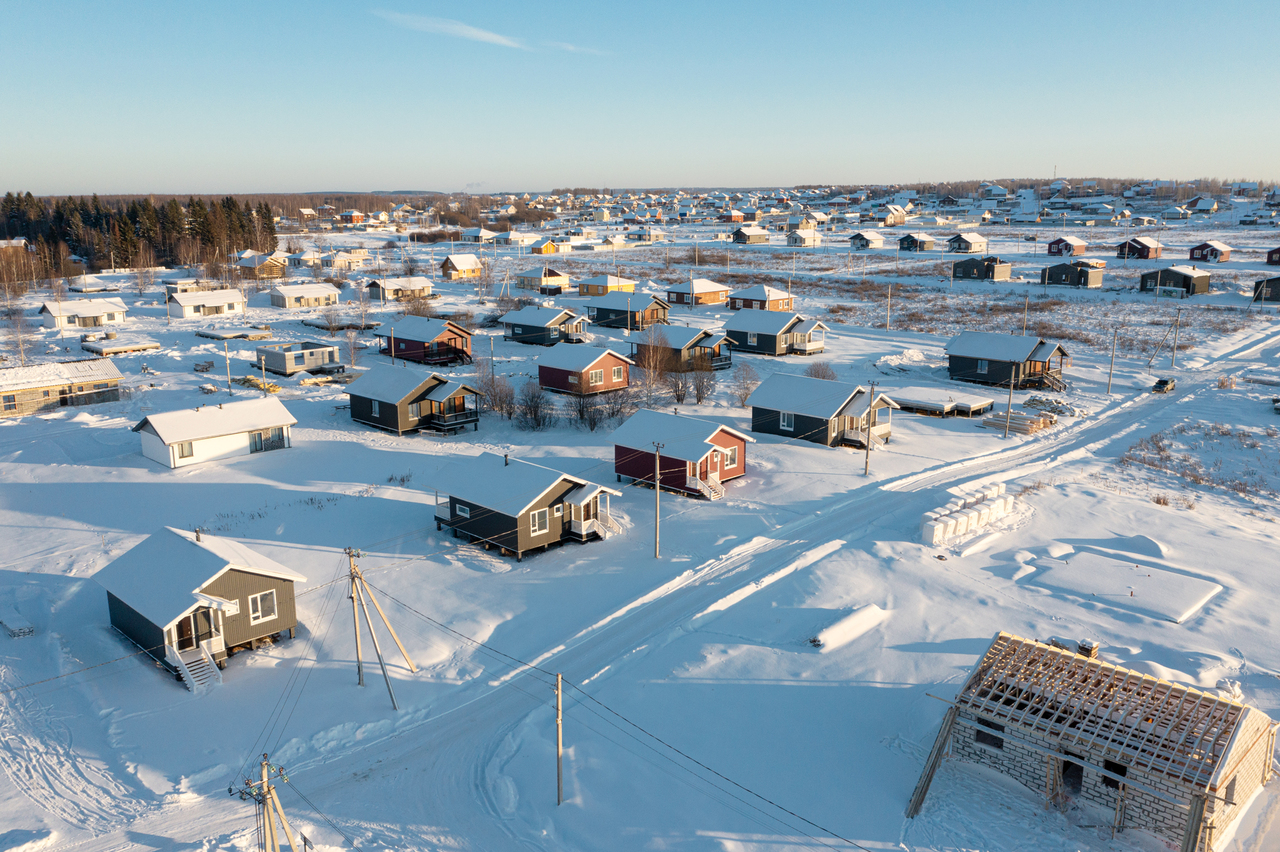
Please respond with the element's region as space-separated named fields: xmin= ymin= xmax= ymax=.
xmin=1151 ymin=378 xmax=1176 ymax=394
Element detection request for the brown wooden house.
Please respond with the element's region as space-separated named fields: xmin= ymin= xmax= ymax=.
xmin=585 ymin=292 xmax=669 ymax=329
xmin=631 ymin=326 xmax=732 ymax=371
xmin=728 ymin=284 xmax=792 ymax=312
xmin=667 ymin=277 xmax=730 ymax=307
xmin=1047 ymin=236 xmax=1087 ymax=256
xmin=440 ymin=254 xmax=482 ymax=280
xmin=538 ymin=343 xmax=632 ymax=395
xmin=1117 ymin=237 xmax=1163 ymax=259
xmin=609 ymin=409 xmax=753 ymax=500
xmin=346 ymin=366 xmax=481 ymax=435
xmin=1189 ymin=241 xmax=1232 ymax=263
xmin=377 ymin=316 xmax=472 ymax=365
xmin=952 ymin=256 xmax=1012 ymax=281
xmin=1267 ymin=247 xmax=1280 ymax=265
xmin=1 ymin=358 xmax=123 ymax=418
xmin=1040 ymin=262 xmax=1103 ymax=288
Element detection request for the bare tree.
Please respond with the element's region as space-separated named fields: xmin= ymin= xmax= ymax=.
xmin=134 ymin=242 xmax=157 ymax=297
xmin=344 ymin=328 xmax=361 ymax=365
xmin=5 ymin=306 xmax=30 ymax=366
xmin=321 ymin=305 xmax=341 ymax=337
xmin=602 ymin=387 xmax=637 ymax=422
xmin=803 ymin=361 xmax=838 ymax=381
xmin=692 ymin=363 xmax=716 ymax=404
xmin=403 ymin=254 xmax=419 ymax=276
xmin=571 ymin=392 xmax=606 ymax=431
xmin=633 ymin=326 xmax=673 ymax=407
xmin=666 ymin=369 xmax=692 ymax=404
xmin=403 ymin=291 xmax=433 ymax=318
xmin=729 ymin=362 xmax=760 ymax=407
xmin=353 ymin=287 xmax=371 ymax=329
xmin=516 ymin=380 xmax=556 ymax=430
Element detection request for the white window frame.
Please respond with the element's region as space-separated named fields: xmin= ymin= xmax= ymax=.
xmin=568 ymin=374 xmax=579 ymax=384
xmin=530 ymin=508 xmax=550 ymax=536
xmin=725 ymin=446 xmax=739 ymax=468
xmin=370 ymin=400 xmax=381 ymax=417
xmin=976 ymin=359 xmax=989 ymax=375
xmin=779 ymin=411 xmax=794 ymax=431
xmin=588 ymin=369 xmax=604 ymax=385
xmin=177 ymin=441 xmax=194 ymax=459
xmin=612 ymin=366 xmax=624 ymax=382
xmin=248 ymin=590 xmax=278 ymax=625
xmin=553 ymin=505 xmax=563 ymax=516
xmin=514 ymin=326 xmax=523 ymax=334
xmin=408 ymin=402 xmax=420 ymax=419
xmin=455 ymin=504 xmax=470 ymax=518
xmin=747 ymin=333 xmax=757 ymax=346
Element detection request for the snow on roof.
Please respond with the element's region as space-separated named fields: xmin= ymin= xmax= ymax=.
xmin=951 ymin=232 xmax=986 ymax=242
xmin=1200 ymin=241 xmax=1233 ymax=252
xmin=609 ymin=409 xmax=752 ymax=462
xmin=374 ymin=276 xmax=432 ymax=292
xmin=424 ymin=379 xmax=478 ymax=403
xmin=92 ymin=527 xmax=306 ymax=629
xmin=377 ymin=315 xmax=468 ymax=342
xmin=657 ymin=325 xmax=724 ymax=350
xmin=39 ymin=297 xmax=127 ymax=317
xmin=724 ymin=310 xmax=803 ymax=335
xmin=0 ymin=358 xmax=123 ymax=393
xmin=586 ymin=291 xmax=666 ymax=311
xmin=733 ymin=226 xmax=769 ymax=236
xmin=1053 ymin=236 xmax=1087 ymax=246
xmin=946 ymin=331 xmax=1065 ymax=362
xmin=269 ymin=283 xmax=340 ymax=298
xmin=668 ymin=278 xmax=730 ymax=295
xmin=1127 ymin=237 xmax=1164 ymax=248
xmin=902 ymin=232 xmax=936 ymax=241
xmin=578 ymin=274 xmax=638 ymax=289
xmin=1157 ymin=265 xmax=1209 ymax=278
xmin=538 ymin=342 xmax=632 ymax=372
xmin=346 ymin=366 xmax=443 ymax=403
xmin=169 ymin=289 xmax=246 ymax=307
xmin=515 ymin=267 xmax=568 ymax=280
xmin=443 ymin=253 xmax=482 ymax=270
xmin=431 ymin=452 xmax=618 ymax=518
xmin=850 ymin=230 xmax=884 ymax=241
xmin=133 ymin=397 xmax=296 ymax=445
xmin=747 ymin=373 xmax=864 ymax=419
xmin=793 ymin=319 xmax=829 ymax=335
xmin=500 ymin=306 xmax=580 ymax=327
xmin=729 ymin=284 xmax=789 ymax=301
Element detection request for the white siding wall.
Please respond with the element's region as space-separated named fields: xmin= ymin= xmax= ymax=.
xmin=176 ymin=432 xmax=252 ymax=468
xmin=139 ymin=431 xmax=173 ymax=467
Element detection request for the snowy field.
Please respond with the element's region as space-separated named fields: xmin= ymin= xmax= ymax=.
xmin=2 ymin=213 xmax=1280 ymax=852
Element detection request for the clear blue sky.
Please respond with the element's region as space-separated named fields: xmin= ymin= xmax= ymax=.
xmin=1 ymin=0 xmax=1275 ymax=195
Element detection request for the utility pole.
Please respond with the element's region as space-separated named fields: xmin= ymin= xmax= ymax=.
xmin=345 ymin=547 xmax=416 ymax=710
xmin=260 ymin=357 xmax=269 ymax=396
xmin=652 ymin=442 xmax=663 ymax=558
xmin=1107 ymin=328 xmax=1118 ymax=394
xmin=864 ymin=381 xmax=877 ymax=476
xmin=886 ymin=283 xmax=892 ymax=331
xmin=555 ymin=673 xmax=564 ymax=806
xmin=224 ymin=342 xmax=233 ymax=396
xmin=231 ymin=755 xmax=302 ymax=852
xmin=1003 ymin=366 xmax=1018 ymax=439
xmin=1171 ymin=307 xmax=1182 ymax=367
xmin=1022 ymin=295 xmax=1029 ymax=335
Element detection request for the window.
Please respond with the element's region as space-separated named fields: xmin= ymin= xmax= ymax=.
xmin=408 ymin=402 xmax=420 ymax=419
xmin=974 ymin=718 xmax=1004 ymax=750
xmin=550 ymin=327 xmax=559 ymax=337
xmin=1103 ymin=759 xmax=1128 ymax=790
xmin=248 ymin=590 xmax=277 ymax=625
xmin=976 ymin=359 xmax=989 ymax=375
xmin=568 ymin=375 xmax=579 ymax=384
xmin=553 ymin=505 xmax=563 ymax=516
xmin=398 ymin=342 xmax=406 ymax=350
xmin=725 ymin=446 xmax=739 ymax=468
xmin=588 ymin=369 xmax=604 ymax=385
xmin=42 ymin=390 xmax=50 ymax=398
xmin=530 ymin=508 xmax=549 ymax=535
xmin=1225 ymin=774 xmax=1238 ymax=805
xmin=177 ymin=441 xmax=194 ymax=459
xmin=93 ymin=383 xmax=109 ymax=390
xmin=779 ymin=411 xmax=794 ymax=431
xmin=612 ymin=366 xmax=623 ymax=382
xmin=747 ymin=333 xmax=758 ymax=346
xmin=1 ymin=395 xmax=15 ymax=412
xmin=370 ymin=400 xmax=380 ymax=417
xmin=455 ymin=504 xmax=470 ymax=519
xmin=514 ymin=327 xmax=523 ymax=334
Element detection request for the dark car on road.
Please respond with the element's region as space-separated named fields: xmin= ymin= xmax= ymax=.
xmin=1152 ymin=378 xmax=1176 ymax=394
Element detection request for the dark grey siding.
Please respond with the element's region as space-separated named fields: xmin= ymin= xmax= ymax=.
xmin=948 ymin=356 xmax=1020 ymax=386
xmin=349 ymin=393 xmax=406 ymax=432
xmin=201 ymin=569 xmax=298 ymax=648
xmin=750 ymin=407 xmax=835 ymax=446
xmin=724 ymin=329 xmax=783 ymax=355
xmin=106 ymin=592 xmax=166 ymax=662
xmin=447 ymin=497 xmax=520 ymax=552
xmin=505 ymin=325 xmax=560 ymax=346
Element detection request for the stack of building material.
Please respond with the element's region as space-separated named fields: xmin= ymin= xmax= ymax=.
xmin=980 ymin=408 xmax=1057 ymax=434
xmin=919 ymin=483 xmax=1015 ymax=545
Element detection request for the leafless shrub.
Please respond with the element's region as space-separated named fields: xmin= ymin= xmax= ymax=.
xmin=803 ymin=361 xmax=838 ymax=381
xmin=1018 ymin=479 xmax=1047 ymax=495
xmin=666 ymin=369 xmax=692 ymax=404
xmin=729 ymin=362 xmax=759 ymax=407
xmin=320 ymin=306 xmax=340 ymax=337
xmin=692 ymin=366 xmax=716 ymax=404
xmin=602 ymin=387 xmax=638 ymax=422
xmin=634 ymin=326 xmax=673 ymax=406
xmin=344 ymin=329 xmax=361 ymax=365
xmin=572 ymin=393 xmax=606 ymax=431
xmin=402 ymin=291 xmax=434 ymax=318
xmin=1217 ymin=375 xmax=1236 ymax=389
xmin=1152 ymin=494 xmax=1171 ymax=506
xmin=516 ymin=380 xmax=556 ymax=430
xmin=5 ymin=306 xmax=30 ymax=366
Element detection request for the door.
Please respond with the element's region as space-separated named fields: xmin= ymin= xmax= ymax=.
xmin=1061 ymin=755 xmax=1084 ymax=796
xmin=176 ymin=615 xmax=196 ymax=651
xmin=249 ymin=431 xmax=264 ymax=453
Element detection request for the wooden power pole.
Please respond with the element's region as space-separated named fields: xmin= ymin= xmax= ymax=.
xmin=345 ymin=548 xmax=417 ymax=710
xmin=1107 ymin=328 xmax=1118 ymax=395
xmin=233 ymin=754 xmax=302 ymax=852
xmin=652 ymin=442 xmax=664 ymax=558
xmin=556 ymin=673 xmax=564 ymax=805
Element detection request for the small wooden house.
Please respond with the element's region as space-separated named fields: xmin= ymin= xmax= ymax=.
xmin=667 ymin=277 xmax=731 ymax=307
xmin=947 ymin=233 xmax=988 ymax=254
xmin=167 ymin=289 xmax=247 ymax=319
xmin=238 ymin=254 xmax=288 ymax=280
xmin=728 ymin=284 xmax=793 ymax=312
xmin=610 ymin=409 xmax=753 ymax=500
xmin=39 ymin=297 xmax=128 ymax=329
xmin=516 ymin=267 xmax=571 ymax=291
xmin=460 ymin=227 xmax=499 ymax=244
xmin=377 ymin=316 xmax=472 ymax=365
xmin=346 ymin=366 xmax=480 ymax=434
xmin=529 ymin=238 xmax=559 ymax=255
xmin=93 ymin=527 xmax=305 ymax=689
xmin=724 ymin=311 xmax=827 ymax=356
xmin=432 ymin=452 xmax=622 ymax=561
xmin=0 ymin=359 xmax=123 ymax=418
xmin=747 ymin=373 xmax=898 ymax=447
xmin=538 ymin=343 xmax=632 ymax=396
xmin=255 ymin=341 xmax=342 ymax=376
xmin=952 ymin=256 xmax=1012 ymax=281
xmin=133 ymin=397 xmax=296 ymax=468
xmin=731 ymin=226 xmax=770 ymax=245
xmin=1189 ymin=241 xmax=1232 ymax=263
xmin=577 ymin=274 xmax=637 ymax=297
xmin=945 ymin=331 xmax=1069 ymax=390
xmin=1040 ymin=262 xmax=1103 ymax=288
xmin=1253 ymin=277 xmax=1280 ymax=303
xmin=1117 ymin=237 xmax=1163 ymax=259
xmin=440 ymin=253 xmax=482 ymax=280
xmin=899 ymin=233 xmax=936 ymax=252
xmin=908 ymin=632 xmax=1277 ymax=852
xmin=849 ymin=230 xmax=885 ymax=250
xmin=1140 ymin=266 xmax=1210 ymax=296
xmin=786 ymin=229 xmax=821 ymax=248
xmin=367 ymin=277 xmax=433 ymax=302
xmin=879 ymin=204 xmax=908 ymax=227
xmin=268 ymin=283 xmax=340 ymax=308
xmin=1267 ymin=247 xmax=1280 ymax=265
xmin=1048 ymin=236 xmax=1087 ymax=256
xmin=631 ymin=325 xmax=731 ymax=372
xmin=501 ymin=306 xmax=584 ymax=346
xmin=585 ymin=292 xmax=669 ymax=330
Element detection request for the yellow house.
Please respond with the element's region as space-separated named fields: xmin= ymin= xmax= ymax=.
xmin=577 ymin=274 xmax=637 ymax=297
xmin=530 ymin=239 xmax=558 ymax=255
xmin=440 ymin=253 xmax=482 ymax=280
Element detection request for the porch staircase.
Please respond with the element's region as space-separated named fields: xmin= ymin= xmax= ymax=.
xmin=1043 ymin=373 xmax=1068 ymax=393
xmin=176 ymin=647 xmax=222 ymax=693
xmin=596 ymin=511 xmax=623 ymax=538
xmin=688 ymin=474 xmax=725 ymax=501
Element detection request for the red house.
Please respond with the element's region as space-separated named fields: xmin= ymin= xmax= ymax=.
xmin=340 ymin=209 xmax=366 ymax=224
xmin=1116 ymin=237 xmax=1163 ymax=259
xmin=608 ymin=409 xmax=753 ymax=500
xmin=1189 ymin=241 xmax=1232 ymax=263
xmin=1268 ymin=247 xmax=1280 ymax=266
xmin=377 ymin=316 xmax=472 ymax=365
xmin=537 ymin=343 xmax=632 ymax=396
xmin=1047 ymin=236 xmax=1087 ymax=256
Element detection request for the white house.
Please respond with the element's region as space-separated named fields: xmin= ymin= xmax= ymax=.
xmin=133 ymin=397 xmax=296 ymax=469
xmin=39 ymin=298 xmax=128 ymax=329
xmin=786 ymin=229 xmax=821 ymax=248
xmin=267 ymin=283 xmax=341 ymax=308
xmin=167 ymin=289 xmax=247 ymax=319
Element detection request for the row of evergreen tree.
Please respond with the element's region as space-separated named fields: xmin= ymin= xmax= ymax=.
xmin=1 ymin=192 xmax=277 ymax=277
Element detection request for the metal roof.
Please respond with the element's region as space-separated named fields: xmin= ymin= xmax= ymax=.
xmin=946 ymin=331 xmax=1066 ymax=363
xmin=537 ymin=342 xmax=632 ymax=372
xmin=132 ymin=397 xmax=296 ymax=445
xmin=0 ymin=358 xmax=123 ymax=393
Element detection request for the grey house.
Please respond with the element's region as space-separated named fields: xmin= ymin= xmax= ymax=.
xmin=1139 ymin=266 xmax=1210 ymax=296
xmin=346 ymin=366 xmax=481 ymax=435
xmin=1041 ymin=262 xmax=1104 ymax=289
xmin=92 ymin=527 xmax=305 ymax=691
xmin=945 ymin=331 xmax=1069 ymax=390
xmin=500 ymin=306 xmax=585 ymax=346
xmin=1254 ymin=276 xmax=1280 ymax=303
xmin=255 ymin=341 xmax=343 ymax=376
xmin=746 ymin=373 xmax=898 ymax=447
xmin=432 ymin=452 xmax=622 ymax=561
xmin=947 ymin=233 xmax=989 ymax=254
xmin=724 ymin=311 xmax=828 ymax=356
xmin=899 ymin=233 xmax=937 ymax=252
xmin=585 ymin=292 xmax=670 ymax=330
xmin=952 ymin=256 xmax=1012 ymax=281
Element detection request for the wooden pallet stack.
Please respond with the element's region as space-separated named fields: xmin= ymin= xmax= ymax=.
xmin=981 ymin=408 xmax=1057 ymax=434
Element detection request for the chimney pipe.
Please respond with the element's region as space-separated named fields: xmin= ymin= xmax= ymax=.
xmin=195 ymin=528 xmax=202 ymax=542
xmin=504 ymin=454 xmax=508 ymax=466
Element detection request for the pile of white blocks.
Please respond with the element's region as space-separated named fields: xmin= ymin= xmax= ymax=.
xmin=920 ymin=482 xmax=1015 ymax=545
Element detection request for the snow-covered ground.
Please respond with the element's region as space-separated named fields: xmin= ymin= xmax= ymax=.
xmin=1 ymin=217 xmax=1279 ymax=851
